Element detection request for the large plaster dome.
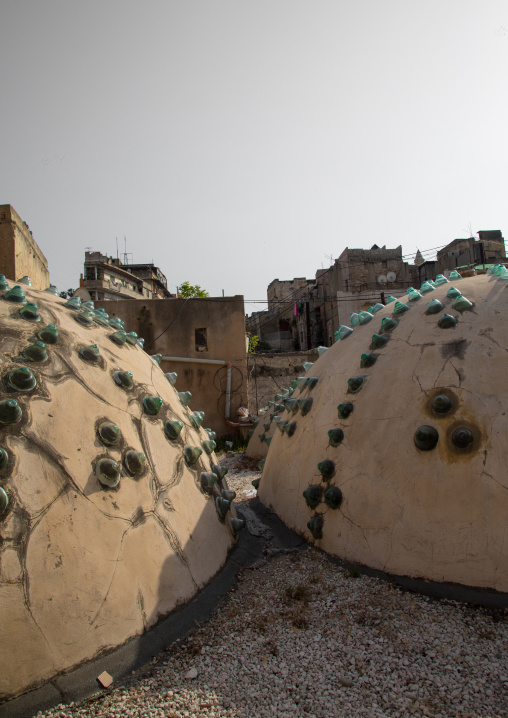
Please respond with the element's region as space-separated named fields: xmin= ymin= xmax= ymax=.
xmin=258 ymin=272 xmax=508 ymax=594
xmin=0 ymin=280 xmax=239 ymax=701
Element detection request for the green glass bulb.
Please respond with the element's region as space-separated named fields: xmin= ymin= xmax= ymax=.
xmin=347 ymin=376 xmax=366 ymax=393
xmin=0 ymin=399 xmax=22 ymax=425
xmin=370 ymin=333 xmax=389 ymax=349
xmin=19 ymin=302 xmax=40 ymax=321
xmin=229 ymin=517 xmax=245 ymax=537
xmin=22 ymin=341 xmax=48 ymax=362
xmin=393 ymin=301 xmax=410 ymax=317
xmin=78 ymin=344 xmax=101 ymax=363
xmin=177 ymin=391 xmax=192 ymax=407
xmin=426 ymin=299 xmax=444 ymax=315
xmin=164 ymin=419 xmax=183 ymax=440
xmin=202 ymin=439 xmax=216 ymax=455
xmin=65 ymin=296 xmax=82 ymax=311
xmin=6 ymin=366 xmax=36 ymax=391
xmin=184 ymin=445 xmax=202 ymax=465
xmin=324 ymin=487 xmax=343 ymax=509
xmin=303 ymin=485 xmax=322 ymax=508
xmin=124 ymin=450 xmax=146 ymax=476
xmin=307 ymin=515 xmax=324 ymax=539
xmin=3 ymin=285 xmax=26 ymax=303
xmin=438 ymin=314 xmax=458 ymax=329
xmin=98 ymin=421 xmax=122 ymax=446
xmin=96 ymin=458 xmax=121 ymax=488
xmin=143 ymin=396 xmax=163 ymax=415
xmin=113 ymin=370 xmax=134 ymax=390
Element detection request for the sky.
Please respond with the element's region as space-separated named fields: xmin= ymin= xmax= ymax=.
xmin=1 ymin=1 xmax=507 ymax=316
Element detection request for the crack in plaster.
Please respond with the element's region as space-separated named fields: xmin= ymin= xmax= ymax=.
xmin=482 ymin=471 xmax=508 ymax=492
xmin=449 ymin=360 xmax=465 ymax=387
xmin=74 ymin=524 xmax=132 ymax=644
xmin=151 ymin=511 xmax=190 ymax=572
xmin=478 ymin=328 xmax=508 ymax=353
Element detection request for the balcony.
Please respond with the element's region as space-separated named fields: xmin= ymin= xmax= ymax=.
xmin=83 ymin=279 xmax=143 ymax=300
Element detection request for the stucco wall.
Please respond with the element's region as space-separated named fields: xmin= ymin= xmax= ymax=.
xmin=96 ymin=296 xmax=248 ymax=437
xmin=0 ymin=205 xmax=49 ymax=289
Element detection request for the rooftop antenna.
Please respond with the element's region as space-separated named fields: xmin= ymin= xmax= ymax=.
xmin=325 ymin=253 xmax=334 ymax=265
xmin=122 ymin=236 xmax=133 ymax=265
xmin=116 ymin=237 xmax=119 ymax=259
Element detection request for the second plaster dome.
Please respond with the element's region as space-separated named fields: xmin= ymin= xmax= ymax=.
xmin=258 ymin=272 xmax=508 ymax=594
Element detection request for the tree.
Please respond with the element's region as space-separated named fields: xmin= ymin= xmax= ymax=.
xmin=178 ymin=281 xmax=209 ymax=298
xmin=58 ymin=288 xmax=75 ymax=299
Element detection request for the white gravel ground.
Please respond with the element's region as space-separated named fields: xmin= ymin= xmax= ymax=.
xmin=35 ymin=454 xmax=508 ymax=718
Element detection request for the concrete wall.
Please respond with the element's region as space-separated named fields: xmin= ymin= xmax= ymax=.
xmin=96 ymin=296 xmax=248 ymax=437
xmin=247 ymin=350 xmax=318 ymax=415
xmin=0 ymin=205 xmax=49 ymax=289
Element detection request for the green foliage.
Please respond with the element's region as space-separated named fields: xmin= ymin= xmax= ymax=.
xmin=178 ymin=281 xmax=209 ymax=298
xmin=248 ymin=335 xmax=260 ymax=353
xmin=214 ymin=434 xmax=249 ymax=453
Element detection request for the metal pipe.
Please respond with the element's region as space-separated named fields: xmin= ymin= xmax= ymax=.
xmin=161 ymin=356 xmax=228 ymax=366
xmin=225 ymin=362 xmax=231 ymax=418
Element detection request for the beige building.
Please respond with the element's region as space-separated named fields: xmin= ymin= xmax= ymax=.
xmin=435 ymin=231 xmax=506 ymax=273
xmin=0 ymin=205 xmax=49 ymax=289
xmin=333 ymin=245 xmax=416 ymax=324
xmin=78 ymin=251 xmax=171 ymax=301
xmin=96 ymin=295 xmax=248 ymax=436
xmin=259 ymin=248 xmax=416 ymax=351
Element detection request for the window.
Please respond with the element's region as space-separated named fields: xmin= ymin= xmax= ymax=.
xmin=195 ymin=328 xmax=207 ymax=352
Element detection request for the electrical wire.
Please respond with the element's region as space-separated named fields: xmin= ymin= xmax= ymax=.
xmin=246 ymin=237 xmax=493 ymax=339
xmin=143 ymin=296 xmax=192 ymax=350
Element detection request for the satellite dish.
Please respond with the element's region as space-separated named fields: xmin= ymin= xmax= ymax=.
xmin=377 ymin=274 xmax=387 ymax=284
xmin=386 ymin=271 xmax=396 ymax=282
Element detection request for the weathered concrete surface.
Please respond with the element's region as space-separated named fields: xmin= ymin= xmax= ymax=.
xmin=259 ymin=273 xmax=508 ymax=592
xmin=0 ymin=283 xmax=236 ymax=702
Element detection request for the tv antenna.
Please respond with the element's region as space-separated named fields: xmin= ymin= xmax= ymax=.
xmin=122 ymin=235 xmax=133 ymax=265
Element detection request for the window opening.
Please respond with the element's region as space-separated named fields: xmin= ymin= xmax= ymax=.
xmin=195 ymin=328 xmax=207 ymax=352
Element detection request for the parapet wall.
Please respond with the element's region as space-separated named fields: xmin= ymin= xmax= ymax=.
xmin=0 ymin=206 xmax=49 ymax=290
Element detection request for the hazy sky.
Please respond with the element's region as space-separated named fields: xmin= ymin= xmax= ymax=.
xmin=1 ymin=1 xmax=507 ymax=314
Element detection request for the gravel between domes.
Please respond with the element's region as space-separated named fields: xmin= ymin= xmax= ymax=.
xmin=35 ymin=456 xmax=508 ymax=718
